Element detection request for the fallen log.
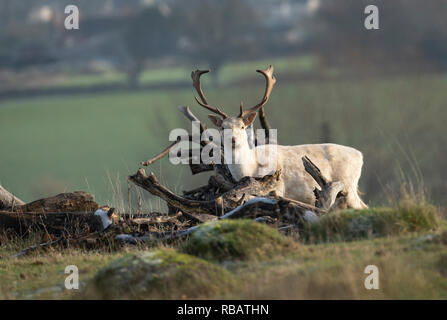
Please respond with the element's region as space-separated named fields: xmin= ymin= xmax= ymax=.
xmin=123 ymin=164 xmax=328 ymax=244
xmin=219 ymin=196 xmax=322 ymax=221
xmin=0 ymin=210 xmax=103 ymax=235
xmin=12 ymin=191 xmax=99 ymax=213
xmin=0 ymin=184 xmax=25 ymax=210
xmin=129 ymin=168 xmax=283 ymax=216
xmin=113 ymin=196 xmax=322 ymax=244
xmin=0 ymin=191 xmax=101 ymax=235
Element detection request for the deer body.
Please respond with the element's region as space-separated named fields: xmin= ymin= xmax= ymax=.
xmin=227 ymin=139 xmax=367 ymax=209
xmin=190 ymin=65 xmax=367 ymax=209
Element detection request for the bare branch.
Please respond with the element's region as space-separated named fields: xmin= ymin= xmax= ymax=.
xmin=302 ymin=156 xmax=346 ymax=211
xmin=141 ymin=137 xmax=182 ymax=166
xmin=0 ymin=184 xmax=25 ymax=210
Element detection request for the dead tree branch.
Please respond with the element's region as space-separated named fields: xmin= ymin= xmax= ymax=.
xmin=0 ymin=210 xmax=103 ymax=235
xmin=0 ymin=191 xmax=101 ymax=235
xmin=141 ymin=137 xmax=182 ymax=166
xmin=302 ymin=156 xmax=346 ymax=211
xmin=129 ymin=168 xmax=283 ymax=216
xmin=258 ymin=106 xmax=272 ymax=144
xmin=0 ymin=184 xmax=25 ymax=210
xmin=177 ymin=105 xmax=208 ymax=135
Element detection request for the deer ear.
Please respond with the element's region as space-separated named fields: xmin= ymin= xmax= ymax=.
xmin=208 ymin=115 xmax=223 ymax=127
xmin=242 ymin=112 xmax=257 ymax=127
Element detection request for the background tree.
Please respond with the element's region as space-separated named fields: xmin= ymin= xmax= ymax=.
xmin=173 ymin=0 xmax=262 ymax=86
xmin=309 ymin=0 xmax=447 ymax=73
xmin=124 ymin=5 xmax=177 ymax=88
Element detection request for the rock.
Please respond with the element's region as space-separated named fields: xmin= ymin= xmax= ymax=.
xmin=183 ymin=219 xmax=297 ymax=262
xmin=85 ymin=249 xmax=234 ymax=299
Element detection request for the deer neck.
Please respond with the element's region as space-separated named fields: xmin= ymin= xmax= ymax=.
xmin=225 ymin=139 xmax=257 ymax=181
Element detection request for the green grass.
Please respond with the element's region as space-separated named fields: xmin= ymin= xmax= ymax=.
xmin=301 ymin=203 xmax=441 ymax=243
xmin=0 ymin=248 xmax=121 ymax=299
xmin=233 ymin=232 xmax=447 ymax=299
xmin=1 ymin=211 xmax=447 ymax=299
xmin=85 ymin=248 xmax=235 ymax=299
xmin=0 ymin=89 xmax=192 ymax=207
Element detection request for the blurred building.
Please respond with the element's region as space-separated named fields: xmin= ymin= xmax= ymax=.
xmin=0 ymin=0 xmax=318 ymax=72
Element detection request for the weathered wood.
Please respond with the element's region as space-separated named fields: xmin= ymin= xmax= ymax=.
xmin=0 ymin=184 xmax=25 ymax=210
xmin=129 ymin=168 xmax=283 ymax=216
xmin=142 ymin=106 xmax=218 ymax=176
xmin=130 ymin=168 xmax=222 ymax=215
xmin=181 ymin=211 xmax=217 ymax=223
xmin=183 ymin=185 xmax=210 ymax=197
xmin=302 ymin=156 xmax=346 ymax=211
xmin=178 ymin=104 xmax=237 ymax=180
xmin=215 ymin=164 xmax=237 ymax=184
xmin=114 ymin=196 xmax=322 ymax=244
xmin=0 ymin=191 xmax=101 ymax=235
xmin=180 ymin=105 xmax=219 ymax=175
xmin=189 ymin=163 xmax=215 ymax=175
xmin=0 ymin=210 xmax=103 ymax=235
xmin=178 ymin=105 xmax=208 ymax=135
xmin=141 ymin=135 xmax=199 ymax=167
xmin=219 ymin=196 xmax=322 ymax=222
xmin=141 ymin=137 xmax=182 ymax=166
xmin=258 ymin=106 xmax=272 ymax=144
xmin=208 ymin=174 xmax=234 ymax=193
xmin=13 ymin=191 xmax=99 ymax=213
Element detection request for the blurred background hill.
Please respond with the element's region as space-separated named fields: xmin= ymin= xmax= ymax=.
xmin=0 ymin=0 xmax=446 ymax=209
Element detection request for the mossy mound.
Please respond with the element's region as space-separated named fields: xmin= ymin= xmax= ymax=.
xmin=183 ymin=219 xmax=297 ymax=262
xmin=301 ymin=203 xmax=440 ymax=243
xmin=85 ymin=249 xmax=234 ymax=299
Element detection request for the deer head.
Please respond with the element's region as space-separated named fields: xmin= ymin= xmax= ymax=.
xmin=191 ymin=66 xmax=276 ymax=149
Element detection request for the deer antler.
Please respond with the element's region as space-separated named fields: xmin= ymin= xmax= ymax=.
xmin=191 ymin=69 xmax=228 ymax=119
xmin=239 ymin=65 xmax=276 ymax=117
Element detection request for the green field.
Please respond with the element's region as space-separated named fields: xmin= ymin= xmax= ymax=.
xmin=1 ymin=60 xmax=447 ymax=207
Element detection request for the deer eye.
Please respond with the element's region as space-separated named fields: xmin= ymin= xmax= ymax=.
xmin=241 ymin=126 xmax=245 ymax=129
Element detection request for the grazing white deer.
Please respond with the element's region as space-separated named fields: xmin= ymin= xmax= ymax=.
xmin=190 ymin=66 xmax=367 ymax=209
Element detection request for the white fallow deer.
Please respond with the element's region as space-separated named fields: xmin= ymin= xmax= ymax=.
xmin=191 ymin=66 xmax=367 ymax=209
